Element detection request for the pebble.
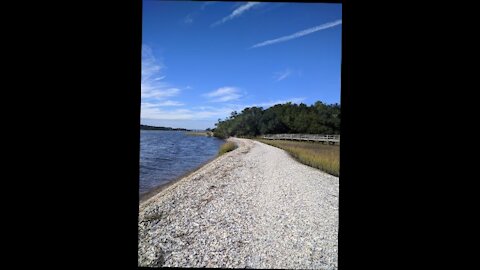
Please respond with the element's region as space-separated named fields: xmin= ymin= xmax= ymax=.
xmin=138 ymin=138 xmax=339 ymax=269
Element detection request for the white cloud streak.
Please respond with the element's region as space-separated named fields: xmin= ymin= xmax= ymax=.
xmin=204 ymin=87 xmax=242 ymax=102
xmin=142 ymin=45 xmax=183 ymax=101
xmin=141 ymin=107 xmax=194 ymax=120
xmin=141 ymin=44 xmax=187 ymax=123
xmin=140 ymin=97 xmax=306 ymax=129
xmin=251 ymin=19 xmax=342 ymax=48
xmin=157 ymin=100 xmax=185 ymax=106
xmin=142 ymin=87 xmax=180 ymax=99
xmin=141 ymin=106 xmax=233 ymax=121
xmin=211 ymin=2 xmax=260 ymax=27
xmin=274 ymin=69 xmax=292 ymax=81
xmin=141 ymin=97 xmax=304 ymax=121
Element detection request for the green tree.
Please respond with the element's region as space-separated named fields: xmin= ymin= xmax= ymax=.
xmin=212 ymin=101 xmax=340 ymax=138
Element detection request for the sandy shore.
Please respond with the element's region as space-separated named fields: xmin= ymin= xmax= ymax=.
xmin=138 ymin=137 xmax=339 ymax=269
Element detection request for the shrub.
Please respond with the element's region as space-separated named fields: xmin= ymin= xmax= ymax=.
xmin=218 ymin=141 xmax=237 ymax=155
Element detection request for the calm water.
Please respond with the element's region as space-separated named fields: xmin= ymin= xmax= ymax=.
xmin=140 ymin=130 xmax=224 ymax=196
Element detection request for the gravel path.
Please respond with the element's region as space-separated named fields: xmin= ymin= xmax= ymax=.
xmin=138 ymin=138 xmax=339 ymax=269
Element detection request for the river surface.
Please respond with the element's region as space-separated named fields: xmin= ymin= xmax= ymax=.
xmin=140 ymin=130 xmax=224 ymax=196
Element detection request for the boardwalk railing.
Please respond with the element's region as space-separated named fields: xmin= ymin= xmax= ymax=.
xmin=261 ymin=134 xmax=340 ymax=144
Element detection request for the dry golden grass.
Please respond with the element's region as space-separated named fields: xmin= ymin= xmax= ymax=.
xmin=257 ymin=139 xmax=339 ymax=176
xmin=218 ymin=141 xmax=237 ymax=155
xmin=185 ymin=131 xmax=213 ymax=136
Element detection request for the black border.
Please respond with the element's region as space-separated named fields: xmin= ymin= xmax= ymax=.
xmin=28 ymin=0 xmax=430 ymax=268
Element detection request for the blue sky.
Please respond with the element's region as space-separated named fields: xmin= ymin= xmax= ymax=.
xmin=141 ymin=1 xmax=342 ymax=130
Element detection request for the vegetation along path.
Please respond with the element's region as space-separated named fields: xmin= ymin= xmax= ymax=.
xmin=138 ymin=138 xmax=339 ymax=269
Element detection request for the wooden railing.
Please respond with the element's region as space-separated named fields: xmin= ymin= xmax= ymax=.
xmin=261 ymin=134 xmax=340 ymax=144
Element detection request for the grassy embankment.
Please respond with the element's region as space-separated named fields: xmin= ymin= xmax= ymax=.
xmin=257 ymin=139 xmax=339 ymax=176
xmin=185 ymin=131 xmax=214 ymax=136
xmin=218 ymin=141 xmax=237 ymax=156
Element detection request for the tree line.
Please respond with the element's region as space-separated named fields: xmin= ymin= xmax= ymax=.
xmin=140 ymin=124 xmax=190 ymax=131
xmin=213 ymin=101 xmax=340 ymax=139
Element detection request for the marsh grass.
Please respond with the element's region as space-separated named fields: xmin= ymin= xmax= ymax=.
xmin=185 ymin=131 xmax=213 ymax=136
xmin=218 ymin=141 xmax=237 ymax=155
xmin=257 ymin=139 xmax=339 ymax=176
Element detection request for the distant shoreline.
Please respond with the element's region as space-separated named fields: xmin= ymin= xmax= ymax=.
xmin=140 ymin=124 xmax=191 ymax=131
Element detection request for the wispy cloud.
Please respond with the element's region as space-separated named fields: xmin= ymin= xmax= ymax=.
xmin=204 ymin=87 xmax=242 ymax=102
xmin=142 ymin=45 xmax=162 ymax=80
xmin=141 ymin=107 xmax=194 ymax=121
xmin=211 ymin=2 xmax=260 ymax=27
xmin=142 ymin=44 xmax=185 ymax=112
xmin=157 ymin=100 xmax=185 ymax=106
xmin=274 ymin=69 xmax=292 ymax=81
xmin=201 ymin=1 xmax=217 ymax=10
xmin=142 ymin=101 xmax=185 ymax=109
xmin=183 ymin=14 xmax=193 ymax=24
xmin=142 ymin=97 xmax=305 ymax=121
xmin=141 ymin=87 xmax=180 ymax=99
xmin=251 ymin=19 xmax=342 ymax=49
xmin=141 ymin=106 xmax=233 ymax=121
xmin=183 ymin=1 xmax=217 ymax=25
xmin=141 ymin=97 xmax=307 ymax=129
